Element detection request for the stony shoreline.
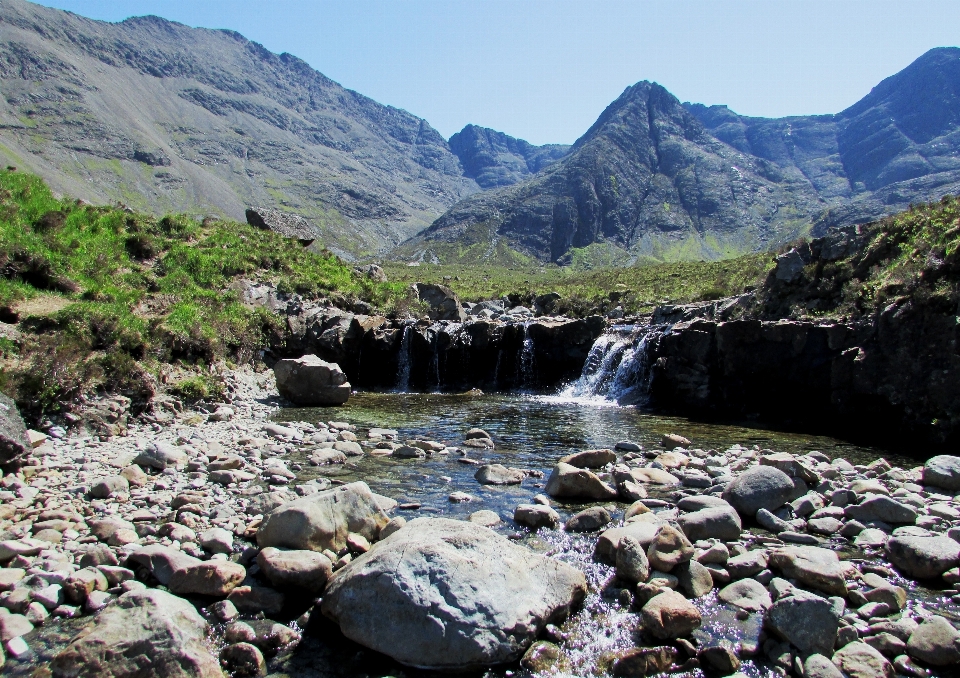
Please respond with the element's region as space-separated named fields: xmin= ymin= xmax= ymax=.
xmin=0 ymin=367 xmax=957 ymax=677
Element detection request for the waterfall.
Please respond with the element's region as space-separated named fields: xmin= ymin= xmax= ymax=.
xmin=557 ymin=324 xmax=661 ymax=404
xmin=395 ymin=324 xmax=414 ymax=392
xmin=518 ymin=322 xmax=536 ymax=390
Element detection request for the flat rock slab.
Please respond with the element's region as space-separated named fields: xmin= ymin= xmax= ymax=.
xmin=321 ymin=517 xmax=587 ymax=670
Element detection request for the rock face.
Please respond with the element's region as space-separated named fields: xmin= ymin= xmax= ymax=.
xmin=273 ymin=355 xmax=351 ymax=406
xmin=257 ymin=482 xmax=389 ymax=553
xmin=0 ymin=393 xmax=31 ymax=466
xmin=245 ymin=207 xmax=321 ymax=245
xmin=50 ymin=588 xmax=223 ymax=678
xmin=448 ymin=124 xmax=569 ymax=190
xmin=320 ymin=518 xmax=587 ymax=670
xmin=721 ymin=466 xmax=794 ymax=517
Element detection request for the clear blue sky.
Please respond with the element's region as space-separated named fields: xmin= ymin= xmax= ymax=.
xmin=33 ymin=0 xmax=960 ymax=146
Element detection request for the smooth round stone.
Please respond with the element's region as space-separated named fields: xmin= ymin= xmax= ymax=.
xmin=467 ymin=510 xmax=501 ymax=527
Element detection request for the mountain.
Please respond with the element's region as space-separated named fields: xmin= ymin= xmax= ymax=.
xmin=410 ymin=48 xmax=960 ymax=265
xmin=448 ymin=124 xmax=569 ymax=189
xmin=0 ymin=0 xmax=487 ymax=258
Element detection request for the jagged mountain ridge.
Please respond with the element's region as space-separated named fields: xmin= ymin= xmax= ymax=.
xmin=0 ymin=1 xmax=510 ymax=257
xmin=411 ymin=48 xmax=960 ymax=264
xmin=448 ymin=124 xmax=570 ymax=189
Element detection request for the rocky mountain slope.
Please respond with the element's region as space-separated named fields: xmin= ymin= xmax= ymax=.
xmin=448 ymin=124 xmax=569 ymax=189
xmin=411 ymin=48 xmax=960 ymax=265
xmin=0 ymin=0 xmax=487 ymax=258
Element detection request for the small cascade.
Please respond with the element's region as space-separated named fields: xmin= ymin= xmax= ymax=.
xmin=395 ymin=324 xmax=414 ymax=392
xmin=429 ymin=323 xmax=443 ymax=389
xmin=557 ymin=324 xmax=662 ymax=404
xmin=518 ymin=322 xmax=536 ymax=390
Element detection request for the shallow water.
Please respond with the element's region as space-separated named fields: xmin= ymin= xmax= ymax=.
xmin=264 ymin=393 xmax=953 ymax=678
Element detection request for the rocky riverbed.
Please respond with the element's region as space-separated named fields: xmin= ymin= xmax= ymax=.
xmin=0 ymin=368 xmax=958 ymax=678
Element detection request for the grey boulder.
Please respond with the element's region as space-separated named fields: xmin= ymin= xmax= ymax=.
xmin=545 ymin=462 xmax=617 ymax=500
xmin=320 ymin=517 xmax=587 ymax=670
xmin=274 ymin=355 xmax=351 ymax=406
xmin=257 ymin=482 xmax=389 ymax=553
xmin=766 ymin=589 xmax=839 ymax=655
xmin=257 ymin=547 xmax=332 ymax=593
xmin=906 ymin=614 xmax=960 ymax=666
xmin=844 ymin=495 xmax=918 ymax=525
xmin=474 ymin=464 xmax=525 ymax=485
xmin=50 ymin=588 xmax=223 ymax=678
xmin=886 ymin=536 xmax=960 ymax=579
xmin=922 ymin=455 xmax=960 ymax=491
xmin=721 ymin=466 xmax=794 ymax=516
xmin=678 ymin=506 xmax=742 ymax=542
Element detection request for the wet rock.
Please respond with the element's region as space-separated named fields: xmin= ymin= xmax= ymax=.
xmin=565 ymin=507 xmax=611 ymax=532
xmin=906 ymin=615 xmax=960 ymax=666
xmin=675 ymin=560 xmax=713 ymax=598
xmin=678 ymin=506 xmax=742 ymax=542
xmin=624 ymin=467 xmax=681 ymax=485
xmin=514 ymin=504 xmax=560 ymax=530
xmin=257 ymin=481 xmax=389 ymax=553
xmin=220 ymin=642 xmax=266 ymax=677
xmin=886 ymin=536 xmax=960 ymax=579
xmin=721 ymin=466 xmax=794 ymax=517
xmin=320 ymin=517 xmax=587 ymax=670
xmin=474 ymin=464 xmax=525 ymax=485
xmin=545 ymin=462 xmax=618 ymax=500
xmin=864 ymin=584 xmax=907 ymax=612
xmin=698 ymin=645 xmax=740 ymax=675
xmin=467 ymin=510 xmax=501 ymax=527
xmin=616 ymin=535 xmax=650 ymax=584
xmin=647 ymin=525 xmax=694 ymax=572
xmin=227 ymin=586 xmax=285 ymax=616
xmin=725 ymin=549 xmax=769 ymax=579
xmin=845 ymin=496 xmax=918 ymax=525
xmin=50 ymin=588 xmax=222 ymax=678
xmin=640 ymin=589 xmax=701 ymax=639
xmin=612 ymin=646 xmax=677 ymax=677
xmin=559 ymin=448 xmax=616 ymax=468
xmin=922 ymin=455 xmax=960 ymax=491
xmin=766 ymin=589 xmax=839 ymax=655
xmin=865 ymin=633 xmax=906 ymax=657
xmin=768 ymin=546 xmax=847 ymax=596
xmin=832 ymin=641 xmax=895 ymax=678
xmin=520 ymin=641 xmax=560 ymax=673
xmin=169 ymin=561 xmax=246 ymax=597
xmin=718 ymin=579 xmax=771 ymax=611
xmin=274 ymin=355 xmax=351 ymax=406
